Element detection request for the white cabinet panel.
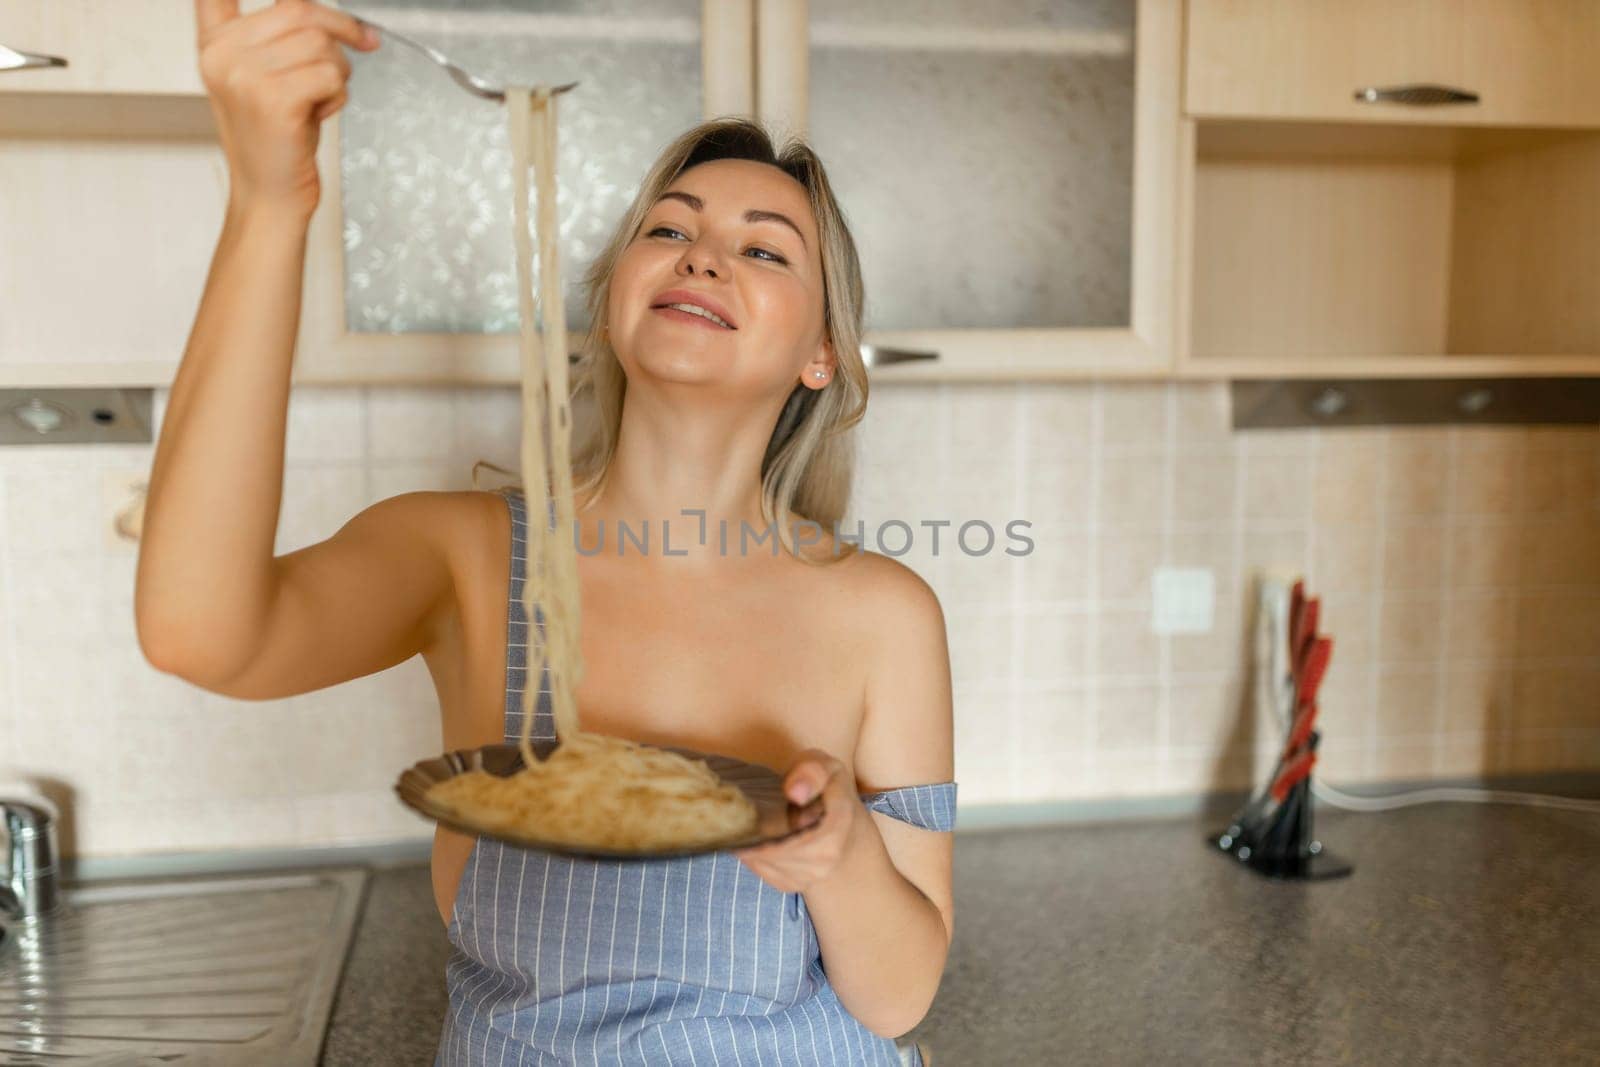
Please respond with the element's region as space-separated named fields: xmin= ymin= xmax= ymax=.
xmin=0 ymin=100 xmax=224 ymax=385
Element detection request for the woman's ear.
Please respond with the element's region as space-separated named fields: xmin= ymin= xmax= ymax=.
xmin=802 ymin=337 xmax=837 ymax=390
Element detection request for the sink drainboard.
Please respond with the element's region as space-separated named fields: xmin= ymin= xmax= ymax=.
xmin=0 ymin=867 xmax=368 ymax=1065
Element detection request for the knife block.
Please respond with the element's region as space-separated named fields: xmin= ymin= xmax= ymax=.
xmin=1208 ymin=575 xmax=1353 ymax=881
xmin=1209 ymin=734 xmax=1352 ymax=880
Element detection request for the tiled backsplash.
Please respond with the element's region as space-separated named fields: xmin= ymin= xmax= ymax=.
xmin=1 ymin=382 xmax=1596 ymax=858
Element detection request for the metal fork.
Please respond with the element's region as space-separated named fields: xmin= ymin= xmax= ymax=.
xmin=352 ymin=16 xmax=578 ymax=102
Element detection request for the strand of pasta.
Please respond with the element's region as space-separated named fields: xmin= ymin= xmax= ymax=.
xmin=508 ymin=84 xmax=583 ymax=765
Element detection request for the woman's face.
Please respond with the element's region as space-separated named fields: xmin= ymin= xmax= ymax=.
xmin=607 ymin=158 xmax=832 ymax=395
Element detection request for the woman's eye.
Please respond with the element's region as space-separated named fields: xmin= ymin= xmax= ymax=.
xmin=646 ymin=226 xmax=787 ymax=264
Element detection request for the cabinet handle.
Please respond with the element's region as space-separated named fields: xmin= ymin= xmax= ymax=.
xmin=861 ymin=344 xmax=939 ymax=367
xmin=1353 ymin=84 xmax=1479 ymax=107
xmin=0 ymin=45 xmax=68 ymax=72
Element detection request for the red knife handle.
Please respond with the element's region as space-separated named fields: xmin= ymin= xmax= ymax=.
xmin=1293 ymin=598 xmax=1321 ymax=674
xmin=1296 ymin=637 xmax=1333 ymax=706
xmin=1286 ymin=700 xmax=1321 ymax=754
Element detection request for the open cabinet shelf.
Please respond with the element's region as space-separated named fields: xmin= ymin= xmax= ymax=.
xmin=1177 ymin=118 xmax=1600 ymax=379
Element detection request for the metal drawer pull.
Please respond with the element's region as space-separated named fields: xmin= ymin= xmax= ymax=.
xmin=1354 ymin=84 xmax=1479 ymax=106
xmin=0 ymin=44 xmax=67 ymax=72
xmin=861 ymin=344 xmax=939 ymax=367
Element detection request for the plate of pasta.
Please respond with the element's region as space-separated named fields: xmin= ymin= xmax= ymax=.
xmin=396 ymin=733 xmax=826 ymax=859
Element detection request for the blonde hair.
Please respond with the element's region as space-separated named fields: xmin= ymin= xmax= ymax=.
xmin=476 ymin=117 xmax=868 ymax=564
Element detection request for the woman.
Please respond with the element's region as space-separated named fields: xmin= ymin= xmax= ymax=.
xmin=139 ymin=3 xmax=956 ymax=1063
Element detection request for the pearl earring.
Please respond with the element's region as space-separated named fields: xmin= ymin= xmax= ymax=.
xmin=814 ymin=371 xmax=825 ymax=380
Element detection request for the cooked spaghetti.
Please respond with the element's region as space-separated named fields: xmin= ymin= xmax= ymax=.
xmin=427 ymin=733 xmax=759 ymax=851
xmin=425 ymin=85 xmax=758 ymax=851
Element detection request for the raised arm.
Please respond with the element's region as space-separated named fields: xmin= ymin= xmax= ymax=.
xmin=134 ymin=0 xmax=422 ymax=693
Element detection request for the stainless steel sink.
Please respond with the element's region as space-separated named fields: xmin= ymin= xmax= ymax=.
xmin=0 ymin=867 xmax=368 ymax=1065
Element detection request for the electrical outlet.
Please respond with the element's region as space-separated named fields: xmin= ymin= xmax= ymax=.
xmin=1152 ymin=567 xmax=1214 ymax=634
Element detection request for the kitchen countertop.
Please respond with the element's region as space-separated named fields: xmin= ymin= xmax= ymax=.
xmin=321 ymin=797 xmax=1600 ymax=1065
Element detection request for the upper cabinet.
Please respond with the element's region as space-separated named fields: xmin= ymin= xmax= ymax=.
xmin=751 ymin=0 xmax=1182 ymax=379
xmin=293 ymin=0 xmax=754 ymax=384
xmin=3 ymin=0 xmax=1179 ymax=387
xmin=12 ymin=1 xmax=1598 ymax=388
xmin=1177 ymin=0 xmax=1600 ymax=379
xmin=304 ymin=0 xmax=1181 ymax=383
xmin=1186 ymin=0 xmax=1600 ymax=128
xmin=0 ymin=2 xmax=233 ymax=389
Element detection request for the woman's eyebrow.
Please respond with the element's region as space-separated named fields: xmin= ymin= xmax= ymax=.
xmin=654 ymin=190 xmax=808 ymax=251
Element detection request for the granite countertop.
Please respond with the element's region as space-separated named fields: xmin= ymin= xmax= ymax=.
xmin=321 ymin=799 xmax=1600 ymax=1065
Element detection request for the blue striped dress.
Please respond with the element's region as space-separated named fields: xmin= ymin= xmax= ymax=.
xmin=435 ymin=487 xmax=957 ymax=1066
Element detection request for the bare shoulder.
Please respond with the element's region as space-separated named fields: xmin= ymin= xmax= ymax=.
xmin=846 ymin=548 xmax=955 ymax=787
xmin=838 ymin=547 xmax=945 ymax=626
xmin=781 ymin=507 xmax=928 ymax=589
xmin=355 ymin=487 xmax=512 ymax=585
xmin=363 ymin=486 xmax=504 ymax=544
xmin=438 ymin=487 xmax=516 ymax=567
xmin=844 ymin=547 xmax=940 ymax=614
xmin=777 ymin=509 xmax=946 ymax=633
xmin=453 ymin=485 xmax=517 ymax=533
xmin=819 ymin=546 xmax=951 ymax=704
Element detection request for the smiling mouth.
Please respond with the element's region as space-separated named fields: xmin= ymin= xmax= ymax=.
xmin=651 ymin=303 xmax=736 ymax=330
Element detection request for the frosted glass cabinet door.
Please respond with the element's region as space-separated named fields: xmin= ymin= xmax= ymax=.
xmin=293 ymin=0 xmax=754 ymax=383
xmin=755 ymin=0 xmax=1180 ymax=378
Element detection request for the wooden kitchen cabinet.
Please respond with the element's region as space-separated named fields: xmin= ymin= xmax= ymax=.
xmin=20 ymin=0 xmax=1596 ymax=389
xmin=751 ymin=0 xmax=1182 ymax=380
xmin=1176 ymin=1 xmax=1600 ymax=379
xmin=2 ymin=0 xmax=1182 ymax=387
xmin=292 ymin=0 xmax=755 ymax=385
xmin=1185 ymin=0 xmax=1600 ymax=129
xmin=0 ymin=0 xmax=284 ymax=388
xmin=0 ymin=0 xmax=752 ymax=388
xmin=303 ymin=0 xmax=1181 ymax=384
